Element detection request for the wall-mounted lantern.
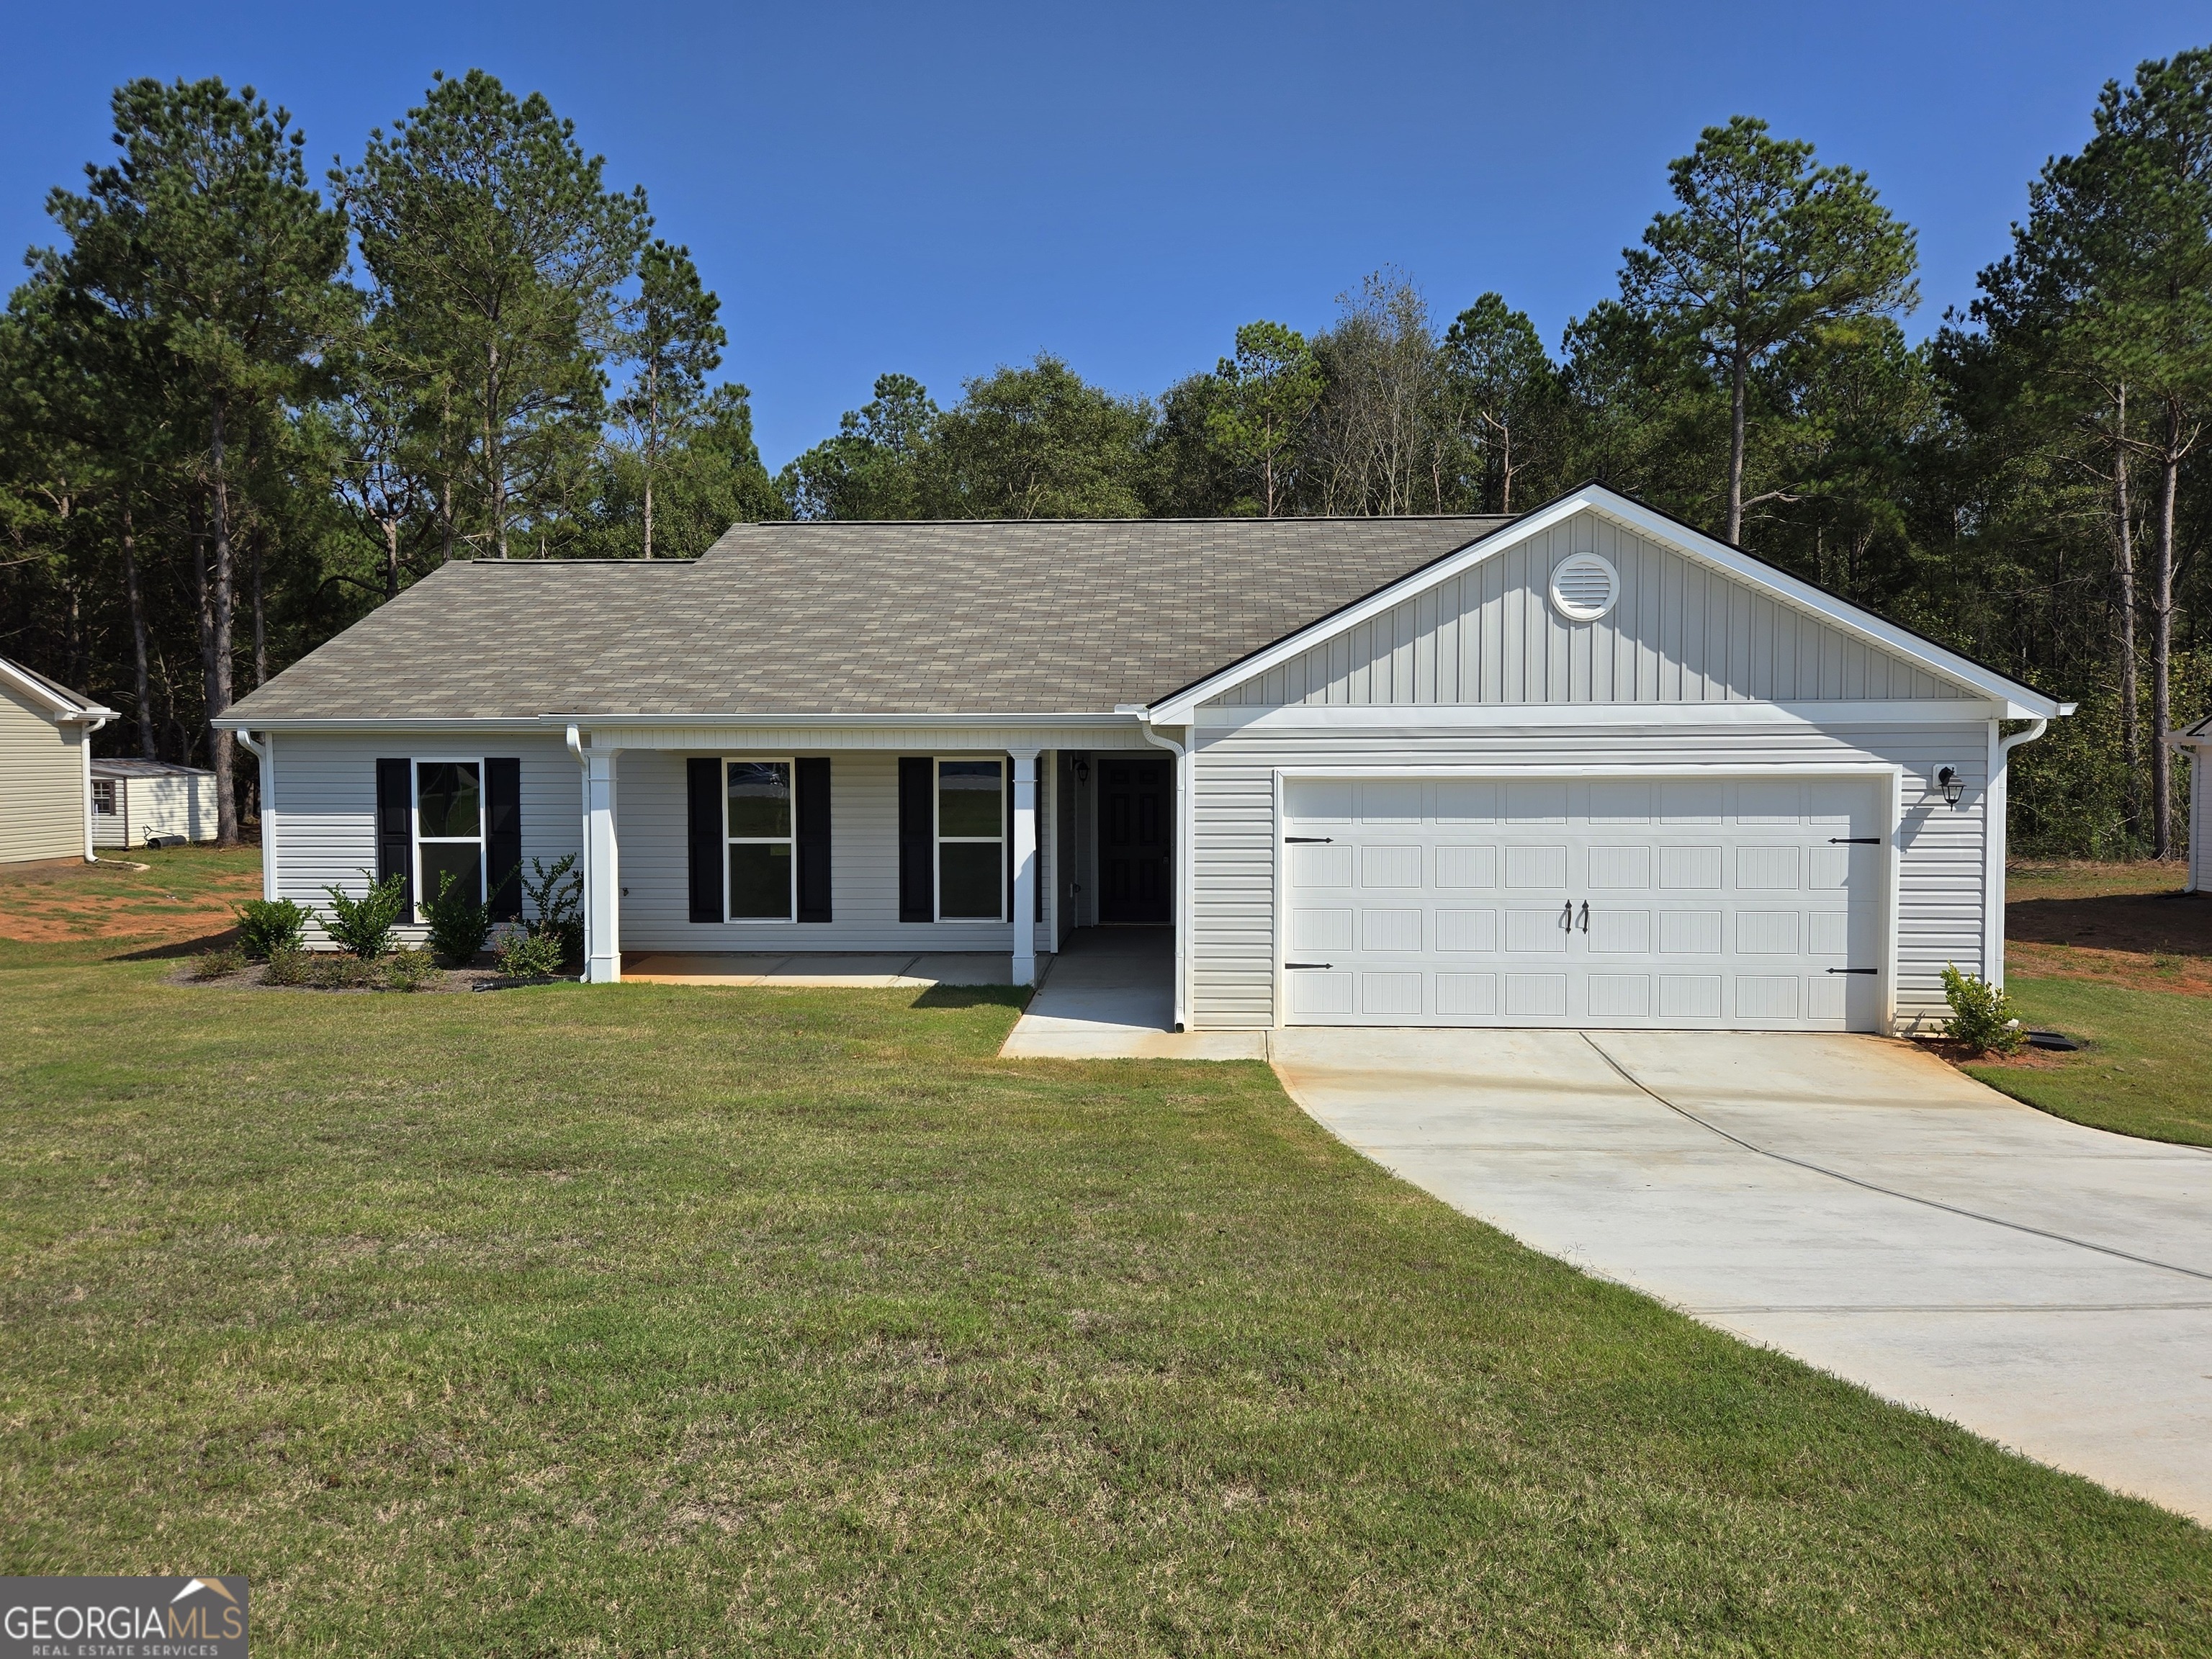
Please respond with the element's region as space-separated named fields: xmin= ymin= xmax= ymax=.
xmin=1936 ymin=766 xmax=1965 ymax=809
xmin=1074 ymin=754 xmax=1090 ymax=787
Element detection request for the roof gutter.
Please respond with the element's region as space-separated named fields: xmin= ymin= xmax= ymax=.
xmin=213 ymin=711 xmax=1147 ymax=733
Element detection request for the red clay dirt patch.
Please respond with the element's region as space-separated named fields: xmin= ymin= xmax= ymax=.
xmin=0 ymin=850 xmax=261 ymax=948
xmin=2005 ymin=860 xmax=2212 ymax=997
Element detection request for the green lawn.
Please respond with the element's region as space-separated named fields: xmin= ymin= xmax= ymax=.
xmin=2 ymin=913 xmax=2210 ymax=1650
xmin=1967 ymin=975 xmax=2212 ymax=1148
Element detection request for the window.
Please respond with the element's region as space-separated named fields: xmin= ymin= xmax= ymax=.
xmin=727 ymin=760 xmax=794 ymax=921
xmin=414 ymin=760 xmax=484 ymax=917
xmin=936 ymin=759 xmax=1004 ymax=920
xmin=91 ymin=780 xmax=116 ymax=816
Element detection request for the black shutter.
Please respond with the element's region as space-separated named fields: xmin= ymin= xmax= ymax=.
xmin=374 ymin=758 xmax=413 ymax=911
xmin=687 ymin=757 xmax=724 ymax=923
xmin=796 ymin=757 xmax=832 ymax=923
xmin=898 ymin=756 xmax=934 ymax=922
xmin=485 ymin=758 xmax=522 ymax=920
xmin=1004 ymin=757 xmax=1015 ymax=920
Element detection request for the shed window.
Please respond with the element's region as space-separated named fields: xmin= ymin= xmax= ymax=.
xmin=937 ymin=760 xmax=1004 ymax=920
xmin=91 ymin=780 xmax=116 ymax=816
xmin=414 ymin=760 xmax=484 ymax=916
xmin=727 ymin=760 xmax=794 ymax=920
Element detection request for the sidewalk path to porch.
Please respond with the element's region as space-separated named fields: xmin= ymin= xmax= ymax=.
xmin=1000 ymin=929 xmax=1267 ymax=1059
xmin=625 ymin=952 xmax=1010 ymax=988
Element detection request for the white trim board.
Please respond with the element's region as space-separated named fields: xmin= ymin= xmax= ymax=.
xmin=1148 ymin=484 xmax=2069 ymax=724
xmin=0 ymin=657 xmax=115 ymax=721
xmin=1194 ymin=699 xmax=2005 ymax=732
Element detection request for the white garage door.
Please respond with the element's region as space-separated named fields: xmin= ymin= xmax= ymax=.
xmin=1282 ymin=775 xmax=1887 ymax=1030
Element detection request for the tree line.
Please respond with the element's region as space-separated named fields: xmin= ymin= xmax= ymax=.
xmin=4 ymin=55 xmax=2208 ymax=856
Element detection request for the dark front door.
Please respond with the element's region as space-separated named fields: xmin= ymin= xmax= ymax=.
xmin=1099 ymin=758 xmax=1171 ymax=923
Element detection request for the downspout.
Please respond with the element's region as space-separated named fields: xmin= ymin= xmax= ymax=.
xmin=1987 ymin=716 xmax=2051 ymax=988
xmin=567 ymin=724 xmax=591 ymax=972
xmin=1133 ymin=714 xmax=1191 ymax=1033
xmin=73 ymin=714 xmax=109 ymax=862
xmin=235 ymin=727 xmax=274 ymax=899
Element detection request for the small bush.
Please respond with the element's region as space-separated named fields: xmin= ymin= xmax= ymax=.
xmin=321 ymin=872 xmax=408 ymax=959
xmin=264 ymin=945 xmax=310 ymax=986
xmin=233 ymin=897 xmax=310 ymax=961
xmin=383 ymin=948 xmax=446 ymax=992
xmin=522 ymin=855 xmax=585 ymax=971
xmin=495 ymin=930 xmax=567 ymax=979
xmin=1941 ymin=963 xmax=2024 ymax=1056
xmin=423 ymin=870 xmax=492 ymax=966
xmin=264 ymin=947 xmax=387 ymax=990
xmin=190 ymin=944 xmax=247 ymax=981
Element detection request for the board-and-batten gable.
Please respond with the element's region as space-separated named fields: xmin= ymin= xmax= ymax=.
xmin=1203 ymin=508 xmax=1974 ymax=713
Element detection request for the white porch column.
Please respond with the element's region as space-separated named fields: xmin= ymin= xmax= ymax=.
xmin=578 ymin=740 xmax=623 ymax=984
xmin=1010 ymin=747 xmax=1040 ymax=987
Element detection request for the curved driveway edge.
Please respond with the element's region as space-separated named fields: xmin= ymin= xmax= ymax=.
xmin=1270 ymin=1028 xmax=2212 ymax=1524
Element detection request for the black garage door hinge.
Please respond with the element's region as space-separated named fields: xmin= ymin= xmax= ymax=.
xmin=1284 ymin=962 xmax=1334 ymax=970
xmin=1285 ymin=836 xmax=1334 ymax=843
xmin=1829 ymin=837 xmax=1881 ymax=845
xmin=1827 ymin=967 xmax=1878 ymax=975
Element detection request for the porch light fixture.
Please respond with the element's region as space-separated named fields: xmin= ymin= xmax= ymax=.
xmin=1074 ymin=755 xmax=1090 ymax=786
xmin=1937 ymin=767 xmax=1965 ymax=809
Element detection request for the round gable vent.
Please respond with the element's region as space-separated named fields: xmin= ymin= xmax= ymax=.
xmin=1549 ymin=552 xmax=1619 ymax=622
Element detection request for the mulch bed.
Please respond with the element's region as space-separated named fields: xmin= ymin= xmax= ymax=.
xmin=168 ymin=959 xmax=572 ymax=994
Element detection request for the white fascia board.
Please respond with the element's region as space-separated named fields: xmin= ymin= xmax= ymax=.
xmin=539 ymin=711 xmax=1139 ymax=729
xmin=1195 ymin=698 xmax=2005 ymax=731
xmin=212 ymin=715 xmax=552 ymax=734
xmin=1147 ymin=484 xmax=2065 ymax=723
xmin=0 ymin=658 xmax=113 ymax=721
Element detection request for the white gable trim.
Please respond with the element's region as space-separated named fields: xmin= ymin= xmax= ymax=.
xmin=0 ymin=658 xmax=114 ymax=721
xmin=1145 ymin=484 xmax=2067 ymax=723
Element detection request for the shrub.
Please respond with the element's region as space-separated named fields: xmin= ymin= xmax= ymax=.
xmin=383 ymin=948 xmax=446 ymax=992
xmin=423 ymin=869 xmax=492 ymax=966
xmin=263 ymin=945 xmax=310 ymax=986
xmin=321 ymin=872 xmax=408 ymax=959
xmin=522 ymin=855 xmax=585 ymax=971
xmin=190 ymin=943 xmax=247 ymax=981
xmin=233 ymin=896 xmax=310 ymax=961
xmin=1941 ymin=963 xmax=2024 ymax=1056
xmin=495 ymin=930 xmax=567 ymax=979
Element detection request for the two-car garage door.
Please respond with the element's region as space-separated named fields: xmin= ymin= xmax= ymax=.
xmin=1282 ymin=774 xmax=1887 ymax=1030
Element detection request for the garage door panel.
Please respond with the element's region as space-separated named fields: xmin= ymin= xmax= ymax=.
xmin=1506 ymin=844 xmax=1568 ymax=889
xmin=1284 ymin=773 xmax=1886 ymax=1031
xmin=1436 ymin=843 xmax=1497 ymax=888
xmin=1505 ymin=907 xmax=1570 ymax=953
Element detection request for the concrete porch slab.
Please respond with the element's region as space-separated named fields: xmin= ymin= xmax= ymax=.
xmin=1000 ymin=927 xmax=1269 ymax=1059
xmin=624 ymin=951 xmax=1012 ymax=988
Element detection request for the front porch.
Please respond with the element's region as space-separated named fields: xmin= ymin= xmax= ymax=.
xmin=624 ymin=950 xmax=1017 ymax=988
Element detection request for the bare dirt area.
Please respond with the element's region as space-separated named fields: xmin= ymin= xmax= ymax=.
xmin=0 ymin=846 xmax=262 ymax=949
xmin=2005 ymin=860 xmax=2212 ymax=998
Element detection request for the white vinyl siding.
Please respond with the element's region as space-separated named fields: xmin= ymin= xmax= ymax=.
xmin=1210 ymin=511 xmax=1971 ymax=709
xmin=618 ymin=748 xmax=1053 ymax=956
xmin=0 ymin=683 xmax=86 ymax=864
xmin=267 ymin=733 xmax=579 ymax=949
xmin=1187 ymin=719 xmax=1990 ymax=1034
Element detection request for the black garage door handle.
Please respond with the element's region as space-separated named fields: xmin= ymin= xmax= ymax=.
xmin=1284 ymin=962 xmax=1334 ymax=970
xmin=1285 ymin=836 xmax=1334 ymax=844
xmin=1830 ymin=837 xmax=1881 ymax=845
xmin=1827 ymin=967 xmax=1878 ymax=975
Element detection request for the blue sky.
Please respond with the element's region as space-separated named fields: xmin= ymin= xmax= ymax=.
xmin=5 ymin=1 xmax=2208 ymax=468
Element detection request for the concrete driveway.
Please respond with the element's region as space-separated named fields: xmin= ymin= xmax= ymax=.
xmin=1271 ymin=1029 xmax=2212 ymax=1523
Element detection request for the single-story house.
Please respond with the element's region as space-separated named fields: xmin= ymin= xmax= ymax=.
xmin=2178 ymin=714 xmax=2211 ymax=894
xmin=217 ymin=483 xmax=2071 ymax=1034
xmin=90 ymin=758 xmax=219 ymax=849
xmin=1 ymin=655 xmax=115 ymax=865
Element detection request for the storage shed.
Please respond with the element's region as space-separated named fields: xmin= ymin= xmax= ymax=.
xmin=90 ymin=759 xmax=220 ymax=848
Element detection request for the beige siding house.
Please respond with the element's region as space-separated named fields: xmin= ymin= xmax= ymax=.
xmin=0 ymin=657 xmax=114 ymax=865
xmin=218 ymin=484 xmax=2071 ymax=1035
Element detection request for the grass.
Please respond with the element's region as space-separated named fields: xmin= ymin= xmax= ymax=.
xmin=1965 ymin=976 xmax=2212 ymax=1148
xmin=1 ymin=863 xmax=2208 ymax=1653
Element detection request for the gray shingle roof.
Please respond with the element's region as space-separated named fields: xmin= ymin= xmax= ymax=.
xmin=225 ymin=516 xmax=1514 ymax=720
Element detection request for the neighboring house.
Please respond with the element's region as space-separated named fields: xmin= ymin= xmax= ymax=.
xmin=216 ymin=483 xmax=2071 ymax=1034
xmin=90 ymin=759 xmax=219 ymax=849
xmin=0 ymin=655 xmax=115 ymax=866
xmin=2178 ymin=714 xmax=2211 ymax=894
